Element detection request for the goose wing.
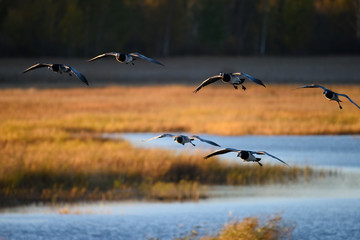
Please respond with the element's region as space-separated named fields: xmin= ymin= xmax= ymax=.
xmin=142 ymin=133 xmax=175 ymax=142
xmin=298 ymin=84 xmax=328 ymax=91
xmin=337 ymin=93 xmax=360 ymax=109
xmin=130 ymin=52 xmax=164 ymax=66
xmin=204 ymin=148 xmax=240 ymax=159
xmin=193 ymin=75 xmax=222 ymax=93
xmin=190 ymin=135 xmax=221 ymax=147
xmin=88 ymin=52 xmax=118 ymax=62
xmin=23 ymin=63 xmax=52 ymax=73
xmin=233 ymin=72 xmax=266 ymax=87
xmin=67 ymin=65 xmax=89 ymax=86
xmin=255 ymin=151 xmax=289 ymax=166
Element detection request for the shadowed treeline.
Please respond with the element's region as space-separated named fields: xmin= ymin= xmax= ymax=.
xmin=0 ymin=0 xmax=360 ymax=57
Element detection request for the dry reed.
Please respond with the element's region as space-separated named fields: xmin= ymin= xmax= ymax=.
xmin=1 ymin=85 xmax=359 ymax=137
xmin=201 ymin=215 xmax=294 ymax=240
xmin=0 ymin=85 xmax=348 ymax=206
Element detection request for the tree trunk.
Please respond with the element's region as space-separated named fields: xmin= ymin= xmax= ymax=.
xmin=354 ymin=0 xmax=360 ymax=41
xmin=260 ymin=2 xmax=270 ymax=56
xmin=163 ymin=1 xmax=174 ymax=57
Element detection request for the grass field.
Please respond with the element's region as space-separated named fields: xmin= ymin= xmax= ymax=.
xmin=0 ymin=85 xmax=348 ymax=206
xmin=1 ymin=85 xmax=359 ymax=136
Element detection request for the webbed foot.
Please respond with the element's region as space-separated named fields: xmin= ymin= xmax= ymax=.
xmin=338 ymin=102 xmax=343 ymax=109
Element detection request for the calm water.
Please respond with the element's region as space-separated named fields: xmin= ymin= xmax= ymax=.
xmin=1 ymin=197 xmax=360 ymax=240
xmin=108 ymin=133 xmax=360 ymax=168
xmin=1 ymin=135 xmax=360 ymax=240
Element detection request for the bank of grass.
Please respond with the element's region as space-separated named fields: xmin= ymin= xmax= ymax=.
xmin=199 ymin=215 xmax=294 ymax=240
xmin=0 ymin=85 xmax=359 ymax=136
xmin=0 ymin=85 xmax=350 ymax=206
xmin=0 ymin=135 xmax=320 ymax=206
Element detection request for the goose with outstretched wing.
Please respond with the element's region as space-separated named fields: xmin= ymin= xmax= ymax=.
xmin=204 ymin=148 xmax=288 ymax=167
xmin=23 ymin=63 xmax=88 ymax=85
xmin=88 ymin=52 xmax=164 ymax=66
xmin=143 ymin=134 xmax=220 ymax=147
xmin=298 ymin=84 xmax=360 ymax=110
xmin=194 ymin=72 xmax=265 ymax=93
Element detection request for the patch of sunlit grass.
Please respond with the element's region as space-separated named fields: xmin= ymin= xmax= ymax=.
xmin=0 ymin=135 xmax=319 ymax=206
xmin=201 ymin=215 xmax=294 ymax=240
xmin=0 ymin=85 xmax=359 ymax=136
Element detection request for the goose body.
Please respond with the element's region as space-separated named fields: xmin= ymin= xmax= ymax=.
xmin=143 ymin=134 xmax=220 ymax=147
xmin=23 ymin=63 xmax=88 ymax=85
xmin=299 ymin=84 xmax=360 ymax=110
xmin=194 ymin=72 xmax=265 ymax=93
xmin=204 ymin=148 xmax=288 ymax=167
xmin=88 ymin=52 xmax=164 ymax=66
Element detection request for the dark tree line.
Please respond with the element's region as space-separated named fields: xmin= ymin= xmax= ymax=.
xmin=0 ymin=0 xmax=360 ymax=57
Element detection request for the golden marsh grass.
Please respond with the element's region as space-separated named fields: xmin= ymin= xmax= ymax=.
xmin=201 ymin=215 xmax=293 ymax=240
xmin=0 ymin=85 xmax=351 ymax=205
xmin=1 ymin=85 xmax=360 ymax=137
xmin=0 ymin=136 xmax=316 ymax=205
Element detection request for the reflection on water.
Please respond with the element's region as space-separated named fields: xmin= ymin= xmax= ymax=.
xmin=108 ymin=133 xmax=360 ymax=168
xmin=1 ymin=134 xmax=359 ymax=240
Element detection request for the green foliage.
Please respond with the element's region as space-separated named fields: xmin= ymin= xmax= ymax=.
xmin=281 ymin=0 xmax=315 ymax=52
xmin=197 ymin=0 xmax=229 ymax=48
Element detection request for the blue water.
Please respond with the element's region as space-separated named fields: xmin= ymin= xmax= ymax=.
xmin=1 ymin=198 xmax=360 ymax=239
xmin=1 ymin=135 xmax=360 ymax=240
xmin=108 ymin=133 xmax=360 ymax=168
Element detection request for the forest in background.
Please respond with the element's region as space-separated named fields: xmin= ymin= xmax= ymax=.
xmin=1 ymin=0 xmax=360 ymax=58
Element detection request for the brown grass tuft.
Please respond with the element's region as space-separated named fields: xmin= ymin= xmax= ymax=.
xmin=201 ymin=215 xmax=294 ymax=240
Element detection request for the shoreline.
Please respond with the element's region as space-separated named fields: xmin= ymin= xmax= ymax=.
xmin=1 ymin=56 xmax=360 ymax=88
xmin=1 ymin=168 xmax=358 ymax=211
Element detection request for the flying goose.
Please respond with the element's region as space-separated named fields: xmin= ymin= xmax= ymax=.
xmin=204 ymin=148 xmax=288 ymax=167
xmin=23 ymin=63 xmax=89 ymax=86
xmin=88 ymin=52 xmax=164 ymax=66
xmin=298 ymin=84 xmax=360 ymax=110
xmin=143 ymin=134 xmax=220 ymax=147
xmin=194 ymin=72 xmax=265 ymax=93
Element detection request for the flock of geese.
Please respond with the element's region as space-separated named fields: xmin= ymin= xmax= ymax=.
xmin=142 ymin=133 xmax=289 ymax=166
xmin=23 ymin=51 xmax=360 ymax=167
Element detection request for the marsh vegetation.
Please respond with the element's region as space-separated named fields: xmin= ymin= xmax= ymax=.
xmin=200 ymin=215 xmax=294 ymax=240
xmin=1 ymin=85 xmax=360 ymax=135
xmin=0 ymin=86 xmax=344 ymax=206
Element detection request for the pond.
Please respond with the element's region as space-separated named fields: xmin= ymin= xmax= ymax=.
xmin=1 ymin=134 xmax=359 ymax=239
